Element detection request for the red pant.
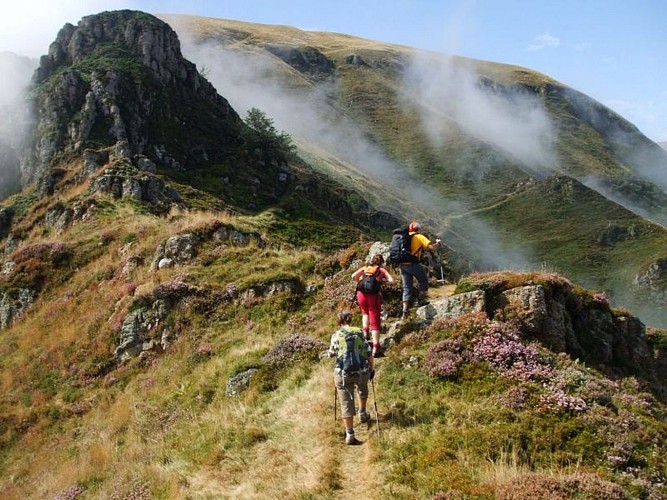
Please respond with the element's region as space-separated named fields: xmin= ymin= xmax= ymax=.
xmin=356 ymin=291 xmax=382 ymax=330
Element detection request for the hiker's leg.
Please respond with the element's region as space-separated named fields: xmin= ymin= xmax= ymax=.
xmin=343 ymin=416 xmax=354 ymax=431
xmin=357 ymin=374 xmax=369 ymax=413
xmin=367 ymin=294 xmax=382 ymax=354
xmin=399 ymin=264 xmax=414 ymax=316
xmin=414 ymin=263 xmax=429 ymax=294
xmin=335 ymin=373 xmax=355 ymax=421
xmin=357 ymin=292 xmax=370 ymax=339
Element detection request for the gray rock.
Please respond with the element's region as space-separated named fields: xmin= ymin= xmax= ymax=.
xmin=0 ymin=288 xmax=36 ymax=329
xmin=226 ymin=369 xmax=257 ymax=396
xmin=158 ymin=258 xmax=174 ymax=269
xmin=416 ymin=290 xmax=486 ymax=321
xmin=82 ymin=149 xmax=108 ymax=176
xmin=367 ymin=241 xmax=391 ymax=264
xmin=135 ymin=155 xmax=157 ymax=173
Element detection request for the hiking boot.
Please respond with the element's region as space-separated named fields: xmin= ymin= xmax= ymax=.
xmin=401 ymin=310 xmax=409 ymax=321
xmin=359 ymin=410 xmax=371 ymax=423
xmin=416 ymin=293 xmax=430 ymax=306
xmin=345 ymin=433 xmax=362 ymax=445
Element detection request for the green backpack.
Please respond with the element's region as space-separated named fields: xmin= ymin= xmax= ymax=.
xmin=335 ymin=327 xmax=368 ymax=372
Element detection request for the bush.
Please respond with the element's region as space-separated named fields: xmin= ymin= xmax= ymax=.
xmin=424 ymin=338 xmax=467 ymax=379
xmin=262 ymin=334 xmax=327 ymax=367
xmin=496 ymin=472 xmax=626 ymax=499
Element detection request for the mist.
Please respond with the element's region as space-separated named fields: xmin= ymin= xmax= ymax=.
xmin=401 ymin=51 xmax=558 ymax=172
xmin=0 ymin=52 xmax=37 ymax=198
xmin=164 ymin=24 xmax=538 ymax=271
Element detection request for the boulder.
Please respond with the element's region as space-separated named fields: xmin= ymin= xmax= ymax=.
xmin=416 ymin=290 xmax=486 ymax=321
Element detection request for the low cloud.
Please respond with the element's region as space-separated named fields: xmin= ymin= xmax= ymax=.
xmin=526 ymin=33 xmax=561 ymax=52
xmin=161 ymin=17 xmax=542 ymax=271
xmin=401 ymin=51 xmax=557 ymax=171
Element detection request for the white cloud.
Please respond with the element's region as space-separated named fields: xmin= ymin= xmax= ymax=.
xmin=402 ymin=52 xmax=557 ymax=170
xmin=526 ymin=33 xmax=561 ymax=52
xmin=0 ymin=0 xmax=135 ymax=57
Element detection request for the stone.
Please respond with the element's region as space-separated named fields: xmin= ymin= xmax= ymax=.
xmin=416 ymin=290 xmax=486 ymax=321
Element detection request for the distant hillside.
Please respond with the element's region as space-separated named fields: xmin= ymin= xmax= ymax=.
xmin=158 ymin=15 xmax=667 ymax=328
xmin=660 ymin=141 xmax=667 ymax=151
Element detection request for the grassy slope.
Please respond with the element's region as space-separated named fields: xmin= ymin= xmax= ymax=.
xmin=164 ymin=16 xmax=667 ymax=327
xmin=1 ymin=208 xmax=665 ymax=498
xmin=2 ymin=15 xmax=667 ymax=499
xmin=0 ymin=160 xmax=665 ymax=498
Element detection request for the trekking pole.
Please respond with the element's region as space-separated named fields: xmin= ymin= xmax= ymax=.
xmin=333 ymin=385 xmax=338 ymax=427
xmin=371 ymin=378 xmax=380 ymax=439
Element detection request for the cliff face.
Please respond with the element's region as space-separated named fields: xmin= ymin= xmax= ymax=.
xmin=22 ymin=10 xmax=244 ymax=192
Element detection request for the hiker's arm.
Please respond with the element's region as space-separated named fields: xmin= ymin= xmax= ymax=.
xmin=382 ymin=268 xmax=394 ymax=283
xmin=328 ymin=335 xmax=337 ymax=357
xmin=351 ymin=268 xmax=364 ymax=281
xmin=427 ymin=238 xmax=442 ymax=252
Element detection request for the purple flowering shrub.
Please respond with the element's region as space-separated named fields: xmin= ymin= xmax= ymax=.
xmin=422 ymin=314 xmax=597 ymax=414
xmin=496 ymin=385 xmax=531 ymax=411
xmin=495 ymin=472 xmax=625 ymax=499
xmin=471 ymin=321 xmax=557 ymax=383
xmin=262 ymin=334 xmax=327 ymax=366
xmin=425 ymin=338 xmax=467 ymax=378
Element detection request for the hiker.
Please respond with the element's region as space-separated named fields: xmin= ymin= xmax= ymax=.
xmin=352 ymin=253 xmax=394 ymax=357
xmin=398 ymin=221 xmax=441 ymax=319
xmin=329 ymin=310 xmax=375 ymax=445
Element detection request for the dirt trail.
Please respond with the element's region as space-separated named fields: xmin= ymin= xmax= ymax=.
xmin=329 ymin=374 xmax=382 ymax=500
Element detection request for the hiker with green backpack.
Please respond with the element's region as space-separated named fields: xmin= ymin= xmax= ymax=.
xmin=351 ymin=253 xmax=394 ymax=357
xmin=329 ymin=310 xmax=375 ymax=445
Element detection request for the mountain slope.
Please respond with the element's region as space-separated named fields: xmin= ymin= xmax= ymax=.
xmin=0 ymin=10 xmax=666 ymax=499
xmin=161 ymin=14 xmax=667 ymax=327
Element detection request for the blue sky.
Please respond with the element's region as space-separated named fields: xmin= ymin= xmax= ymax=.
xmin=2 ymin=0 xmax=665 ymax=142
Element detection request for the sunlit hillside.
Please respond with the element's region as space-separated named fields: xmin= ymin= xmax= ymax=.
xmin=0 ymin=10 xmax=666 ymax=499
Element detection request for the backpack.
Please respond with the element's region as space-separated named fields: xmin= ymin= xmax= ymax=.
xmin=388 ymin=227 xmax=418 ymax=264
xmin=335 ymin=327 xmax=368 ymax=372
xmin=357 ymin=265 xmax=382 ymax=295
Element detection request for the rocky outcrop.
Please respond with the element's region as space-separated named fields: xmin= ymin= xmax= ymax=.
xmin=90 ymin=161 xmax=181 ymax=212
xmin=150 ymin=224 xmax=265 ymax=271
xmin=416 ymin=283 xmax=665 ymax=378
xmin=44 ymin=199 xmax=98 ymax=233
xmin=0 ymin=288 xmax=36 ymax=328
xmin=22 ymin=10 xmax=244 ymax=192
xmin=0 ymin=207 xmax=14 ymax=240
xmin=226 ymin=369 xmax=257 ymax=396
xmin=633 ymin=259 xmax=667 ymax=301
xmin=264 ymin=45 xmax=335 ymax=76
xmin=0 ymin=141 xmax=21 ymax=200
xmin=151 ymin=233 xmax=199 ymax=270
xmin=114 ymin=277 xmax=230 ymax=362
xmin=416 ymin=290 xmax=486 ymax=321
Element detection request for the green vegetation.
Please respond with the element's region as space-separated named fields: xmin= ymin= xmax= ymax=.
xmin=3 ymin=11 xmax=667 ymax=499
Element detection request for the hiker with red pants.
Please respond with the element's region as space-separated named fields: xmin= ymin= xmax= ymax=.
xmin=352 ymin=253 xmax=394 ymax=357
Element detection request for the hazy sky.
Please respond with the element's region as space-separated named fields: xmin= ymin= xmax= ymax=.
xmin=1 ymin=0 xmax=665 ymax=143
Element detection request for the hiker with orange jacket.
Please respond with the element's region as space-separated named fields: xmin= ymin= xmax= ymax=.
xmin=352 ymin=253 xmax=394 ymax=357
xmin=399 ymin=221 xmax=441 ymax=319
